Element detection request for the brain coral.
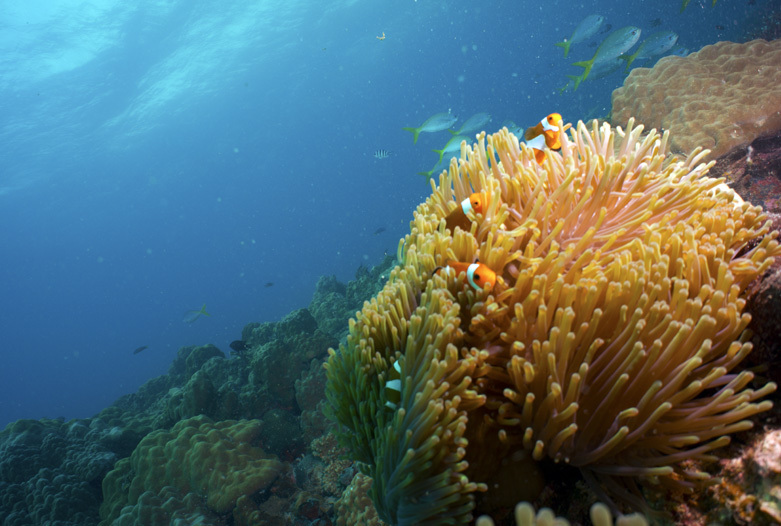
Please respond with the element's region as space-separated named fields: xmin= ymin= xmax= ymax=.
xmin=611 ymin=39 xmax=781 ymax=159
xmin=325 ymin=119 xmax=779 ymax=524
xmin=100 ymin=415 xmax=284 ymax=524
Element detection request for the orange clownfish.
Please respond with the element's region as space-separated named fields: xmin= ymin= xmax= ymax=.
xmin=434 ymin=260 xmax=497 ymax=291
xmin=444 ymin=192 xmax=487 ymax=232
xmin=384 ymin=359 xmax=402 ymax=411
xmin=524 ymin=113 xmax=563 ymax=164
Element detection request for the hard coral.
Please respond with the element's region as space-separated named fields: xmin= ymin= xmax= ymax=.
xmin=611 ymin=39 xmax=781 ymax=159
xmin=0 ymin=418 xmax=117 ymax=526
xmin=99 ymin=415 xmax=285 ymax=524
xmin=325 ymin=119 xmax=780 ymax=524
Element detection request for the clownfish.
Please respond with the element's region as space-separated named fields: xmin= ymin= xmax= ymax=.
xmin=434 ymin=260 xmax=497 ymax=291
xmin=444 ymin=192 xmax=487 ymax=232
xmin=384 ymin=359 xmax=402 ymax=410
xmin=524 ymin=113 xmax=563 ymax=164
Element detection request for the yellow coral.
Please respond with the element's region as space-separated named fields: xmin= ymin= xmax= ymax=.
xmin=326 ymin=119 xmax=779 ymax=524
xmin=334 ymin=473 xmax=386 ymax=526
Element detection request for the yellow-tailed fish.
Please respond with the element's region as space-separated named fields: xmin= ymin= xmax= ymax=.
xmin=571 ymin=26 xmax=641 ymax=83
xmin=183 ymin=303 xmax=210 ymax=323
xmin=432 ymin=134 xmax=470 ymax=165
xmin=620 ymin=31 xmax=678 ymax=70
xmin=564 ymin=56 xmax=624 ymax=91
xmin=449 ymin=112 xmax=491 ymax=136
xmin=418 ymin=156 xmax=450 ymax=180
xmin=402 ymin=111 xmax=458 ymax=144
xmin=555 ymin=14 xmax=605 ymax=58
xmin=681 ymin=0 xmax=718 ymax=11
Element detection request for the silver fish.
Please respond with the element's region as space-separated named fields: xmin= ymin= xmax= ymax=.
xmin=451 ymin=112 xmax=491 ymax=136
xmin=572 ymin=26 xmax=641 ymax=83
xmin=374 ymin=149 xmax=391 ymax=159
xmin=621 ymin=31 xmax=679 ymax=69
xmin=555 ymin=15 xmax=605 ymax=58
xmin=183 ymin=304 xmax=210 ymax=323
xmin=403 ymin=111 xmax=458 ymax=144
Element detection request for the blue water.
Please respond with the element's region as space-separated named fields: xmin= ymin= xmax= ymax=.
xmin=0 ymin=0 xmax=766 ymax=429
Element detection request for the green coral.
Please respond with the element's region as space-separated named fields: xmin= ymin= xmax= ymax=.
xmin=99 ymin=415 xmax=285 ymax=524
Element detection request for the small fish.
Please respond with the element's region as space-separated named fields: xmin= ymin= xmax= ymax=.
xmin=183 ymin=303 xmax=210 ymax=324
xmin=681 ymin=0 xmax=718 ymax=12
xmin=133 ymin=345 xmax=149 ymax=355
xmin=402 ymin=111 xmax=459 ymax=144
xmin=265 ymin=282 xmax=274 ymax=287
xmin=229 ymin=340 xmax=249 ymax=353
xmin=376 ymin=32 xmax=386 ymax=40
xmin=374 ymin=149 xmax=391 ymax=160
xmin=669 ymin=45 xmax=690 ymax=57
xmin=432 ymin=134 xmax=470 ymax=165
xmin=572 ymin=26 xmax=641 ymax=83
xmin=555 ymin=14 xmax=605 ymax=58
xmin=384 ymin=359 xmax=403 ymax=410
xmin=650 ymin=18 xmax=663 ymax=27
xmin=524 ymin=113 xmax=564 ymax=164
xmin=501 ymin=120 xmax=525 ymax=138
xmin=373 ymin=227 xmax=386 ymax=235
xmin=417 ymin=156 xmax=450 ymax=180
xmin=564 ymin=57 xmax=624 ymax=91
xmin=620 ymin=31 xmax=678 ymax=70
xmin=449 ymin=112 xmax=491 ymax=136
xmin=434 ymin=260 xmax=497 ymax=291
xmin=445 ymin=192 xmax=487 ymax=233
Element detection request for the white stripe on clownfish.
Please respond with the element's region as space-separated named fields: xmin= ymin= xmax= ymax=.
xmin=384 ymin=359 xmax=403 ymax=411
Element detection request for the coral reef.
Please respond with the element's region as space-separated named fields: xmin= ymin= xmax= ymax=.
xmin=333 ymin=472 xmax=384 ymax=526
xmin=708 ymin=130 xmax=781 ymax=216
xmin=309 ymin=254 xmax=396 ymax=340
xmin=611 ymin=39 xmax=781 ymax=159
xmin=0 ymin=255 xmax=398 ymax=526
xmin=708 ymin=130 xmax=781 ymax=387
xmin=325 ymin=120 xmax=780 ymax=524
xmin=0 ymin=418 xmax=119 ymax=526
xmin=99 ymin=415 xmax=286 ymax=524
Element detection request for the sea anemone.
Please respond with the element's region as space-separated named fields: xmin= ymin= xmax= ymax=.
xmin=325 ymin=119 xmax=779 ymax=525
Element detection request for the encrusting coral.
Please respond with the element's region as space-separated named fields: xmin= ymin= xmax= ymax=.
xmin=99 ymin=415 xmax=285 ymax=525
xmin=325 ymin=118 xmax=780 ymax=524
xmin=611 ymin=39 xmax=781 ymax=159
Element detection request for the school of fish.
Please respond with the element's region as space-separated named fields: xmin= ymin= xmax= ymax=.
xmin=556 ymin=13 xmax=684 ymax=92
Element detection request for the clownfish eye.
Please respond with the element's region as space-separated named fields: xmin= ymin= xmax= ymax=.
xmin=474 ymin=274 xmax=482 ymax=281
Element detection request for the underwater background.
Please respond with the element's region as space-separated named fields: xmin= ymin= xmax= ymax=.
xmin=1 ymin=0 xmax=770 ymax=432
xmin=3 ymin=3 xmax=781 ymax=525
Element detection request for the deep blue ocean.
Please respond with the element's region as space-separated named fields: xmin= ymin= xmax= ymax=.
xmin=0 ymin=0 xmax=765 ymax=430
